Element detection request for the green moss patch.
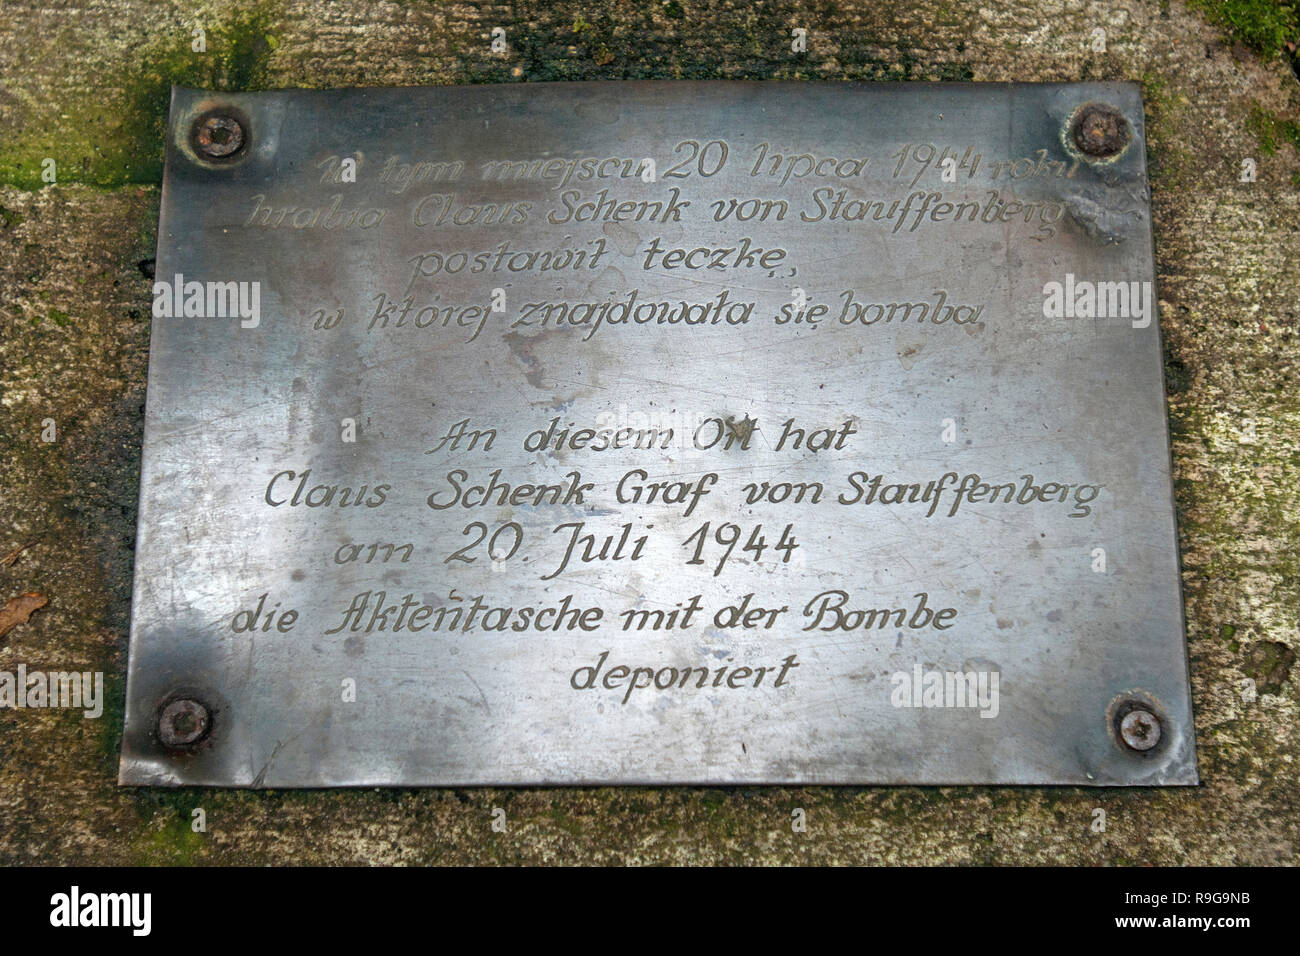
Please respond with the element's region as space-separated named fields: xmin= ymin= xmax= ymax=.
xmin=1188 ymin=0 xmax=1299 ymax=59
xmin=1248 ymin=105 xmax=1300 ymax=156
xmin=0 ymin=7 xmax=281 ymax=190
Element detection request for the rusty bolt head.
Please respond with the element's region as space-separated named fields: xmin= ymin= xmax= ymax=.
xmin=158 ymin=698 xmax=211 ymax=748
xmin=1119 ymin=708 xmax=1161 ymax=751
xmin=1071 ymin=103 xmax=1131 ymax=158
xmin=193 ymin=114 xmax=245 ymax=159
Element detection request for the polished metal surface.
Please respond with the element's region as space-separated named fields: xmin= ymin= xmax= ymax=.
xmin=120 ymin=81 xmax=1197 ymax=786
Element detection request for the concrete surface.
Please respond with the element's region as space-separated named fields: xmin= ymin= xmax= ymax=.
xmin=0 ymin=0 xmax=1297 ymax=864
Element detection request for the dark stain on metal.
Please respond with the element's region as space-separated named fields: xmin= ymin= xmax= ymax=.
xmin=156 ymin=696 xmax=212 ymax=750
xmin=192 ymin=111 xmax=247 ymax=160
xmin=1070 ymin=102 xmax=1131 ymax=158
xmin=725 ymin=414 xmax=757 ymax=445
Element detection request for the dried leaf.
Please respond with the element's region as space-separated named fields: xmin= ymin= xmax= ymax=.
xmin=0 ymin=592 xmax=47 ymax=639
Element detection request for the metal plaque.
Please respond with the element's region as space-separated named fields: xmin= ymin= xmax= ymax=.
xmin=120 ymin=82 xmax=1198 ymax=786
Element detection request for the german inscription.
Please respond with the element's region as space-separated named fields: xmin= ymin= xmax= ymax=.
xmin=119 ymin=82 xmax=1198 ymax=786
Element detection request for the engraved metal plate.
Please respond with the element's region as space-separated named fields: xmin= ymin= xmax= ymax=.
xmin=120 ymin=82 xmax=1198 ymax=786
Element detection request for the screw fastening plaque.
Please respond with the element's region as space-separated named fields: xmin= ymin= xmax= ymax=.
xmin=119 ymin=82 xmax=1198 ymax=786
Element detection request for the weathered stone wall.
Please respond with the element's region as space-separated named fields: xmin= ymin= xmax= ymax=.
xmin=0 ymin=0 xmax=1296 ymax=864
